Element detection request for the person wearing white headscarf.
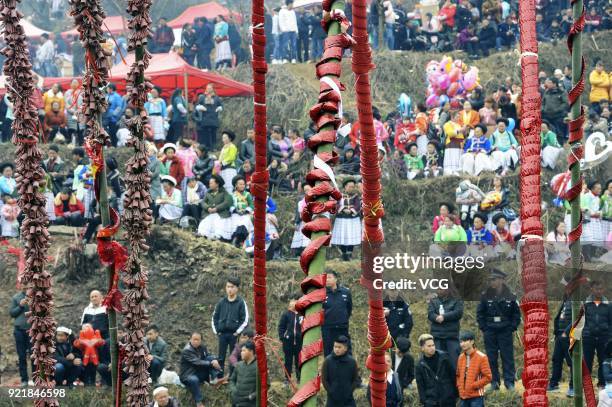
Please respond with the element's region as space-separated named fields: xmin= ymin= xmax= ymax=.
xmin=148 ymin=386 xmax=180 ymax=407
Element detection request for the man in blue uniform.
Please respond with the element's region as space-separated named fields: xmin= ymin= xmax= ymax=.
xmin=383 ymin=289 xmax=414 ymax=341
xmin=548 ymin=299 xmax=574 ymax=397
xmin=476 ymin=269 xmax=521 ymax=390
xmin=322 ymin=271 xmax=353 ymax=356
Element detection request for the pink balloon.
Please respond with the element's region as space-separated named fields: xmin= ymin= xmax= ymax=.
xmin=438 ymin=74 xmax=450 ymax=90
xmin=449 ymin=67 xmax=461 ymax=82
xmin=426 ymin=94 xmax=439 ymax=108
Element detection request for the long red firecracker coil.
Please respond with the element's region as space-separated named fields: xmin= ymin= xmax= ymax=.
xmin=517 ymin=0 xmax=549 ymax=406
xmin=0 ymin=2 xmax=57 ymax=404
xmin=351 ymin=0 xmax=392 ymax=406
xmin=250 ymin=0 xmax=269 ymax=403
xmin=564 ymin=1 xmax=597 ymax=405
xmin=288 ymin=1 xmax=353 ymax=405
xmin=121 ymin=0 xmax=154 ymax=403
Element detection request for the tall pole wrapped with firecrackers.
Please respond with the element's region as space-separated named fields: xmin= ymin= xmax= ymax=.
xmin=121 ymin=0 xmax=154 ymax=404
xmin=352 ymin=0 xmax=392 ymax=405
xmin=517 ymin=0 xmax=549 ymax=405
xmin=250 ymin=0 xmax=270 ymax=404
xmin=69 ymin=0 xmax=126 ymax=402
xmin=565 ymin=1 xmax=596 ymax=406
xmin=0 ymin=1 xmax=58 ymax=405
xmin=288 ymin=1 xmax=353 ymax=406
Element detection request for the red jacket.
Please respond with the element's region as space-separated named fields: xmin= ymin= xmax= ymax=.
xmin=54 ymin=193 xmax=85 ymax=217
xmin=162 ymin=156 xmax=185 ymax=188
xmin=456 ymin=348 xmax=492 ymax=400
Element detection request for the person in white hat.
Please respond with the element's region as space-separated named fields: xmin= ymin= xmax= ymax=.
xmin=156 ymin=175 xmax=183 ymax=224
xmin=148 ymin=386 xmax=179 ymax=407
xmin=160 ymin=143 xmax=185 ymax=189
xmin=54 ymin=326 xmax=83 ymax=387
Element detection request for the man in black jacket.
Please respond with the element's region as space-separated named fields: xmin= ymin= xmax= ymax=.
xmin=477 ymin=18 xmax=497 ymax=57
xmin=415 ymin=334 xmax=457 ymax=407
xmin=81 ymin=290 xmax=110 ymax=339
xmin=384 ymin=290 xmax=414 ymax=341
xmin=296 ymin=10 xmax=310 ymax=62
xmin=212 ymin=277 xmax=249 ymax=372
xmin=10 ymin=289 xmax=32 ymax=386
xmin=393 ymin=336 xmax=415 ymax=391
xmin=179 ymin=332 xmax=222 ymax=407
xmin=321 ymin=336 xmax=360 ymax=407
xmin=583 ymin=280 xmax=611 ymax=388
xmin=145 ymin=325 xmax=168 ymax=385
xmin=427 ymin=288 xmax=464 ymax=369
xmin=455 ymin=0 xmax=473 ymax=32
xmin=278 ymin=295 xmax=302 ymax=381
xmin=322 ymin=271 xmax=353 ymax=356
xmin=476 ymin=269 xmax=521 ymax=390
xmin=54 ymin=327 xmax=83 ymax=387
xmin=548 ymin=300 xmax=573 ymax=396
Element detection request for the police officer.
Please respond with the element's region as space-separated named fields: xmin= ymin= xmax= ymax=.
xmin=322 ymin=271 xmax=352 ymax=356
xmin=476 ymin=269 xmax=521 ymax=390
xmin=548 ymin=299 xmax=574 ymax=397
xmin=583 ymin=280 xmax=611 ymax=389
xmin=427 ymin=287 xmax=464 ymax=369
xmin=383 ymin=289 xmax=413 ymax=341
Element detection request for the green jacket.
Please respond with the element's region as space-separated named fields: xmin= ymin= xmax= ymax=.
xmin=144 ymin=337 xmax=168 ymax=365
xmin=229 ymin=358 xmax=257 ymax=407
xmin=10 ymin=291 xmax=30 ymax=330
xmin=541 ymin=130 xmax=560 ymax=148
xmin=202 ymin=189 xmax=234 ymax=218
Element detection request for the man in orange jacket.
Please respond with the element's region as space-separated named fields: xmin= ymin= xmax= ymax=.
xmin=456 ymin=331 xmax=492 ymax=406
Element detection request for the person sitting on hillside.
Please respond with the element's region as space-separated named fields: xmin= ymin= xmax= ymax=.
xmin=1 ymin=194 xmax=20 ymax=238
xmin=156 ymin=176 xmax=183 ymax=224
xmin=540 ymin=121 xmax=562 ymax=170
xmin=545 ymin=221 xmax=570 ymax=265
xmin=219 ymin=130 xmax=239 ymax=193
xmin=144 ymin=325 xmax=168 ymax=385
xmin=179 ymin=332 xmax=222 ymax=407
xmin=331 ymin=178 xmax=362 ymax=261
xmin=228 ymin=328 xmax=255 ymax=375
xmin=231 ymin=176 xmax=254 ymax=248
xmin=432 ymin=202 xmax=460 ymax=234
xmin=181 ymin=177 xmax=207 ymax=224
xmin=175 ymin=139 xmax=198 ymax=179
xmin=160 ymin=143 xmax=185 ymax=189
xmin=490 ymin=118 xmax=519 ymax=175
xmin=44 ymin=101 xmax=68 ymax=143
xmin=338 ymin=147 xmax=360 ymax=175
xmin=54 ymin=327 xmax=83 ymax=387
xmin=455 ymin=180 xmax=485 ymax=227
xmin=431 ymin=215 xmax=468 ymax=258
xmin=192 ymin=145 xmax=214 ymax=187
xmin=404 ymin=143 xmax=424 ymax=180
xmin=423 ymin=140 xmax=442 ymax=178
xmin=198 ymin=175 xmax=234 ymax=241
xmin=466 ymin=212 xmax=496 ymax=258
xmin=491 ymin=213 xmax=515 ymax=259
xmin=53 ymin=188 xmax=85 ymax=226
xmin=290 ymin=184 xmax=311 ymax=257
xmin=148 ymin=386 xmax=179 ymax=407
xmin=461 ymin=123 xmax=492 ymax=176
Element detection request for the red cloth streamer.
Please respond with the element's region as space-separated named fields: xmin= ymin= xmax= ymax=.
xmin=350 ymin=0 xmax=391 ymax=406
xmin=251 ymin=0 xmax=270 ymax=403
xmin=289 ymin=2 xmax=349 ymax=404
xmin=518 ymin=0 xmax=549 ymax=405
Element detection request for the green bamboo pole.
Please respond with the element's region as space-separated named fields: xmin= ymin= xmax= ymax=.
xmin=297 ymin=3 xmax=343 ymax=406
xmin=97 ymin=150 xmax=119 ymax=400
xmin=570 ymin=0 xmax=583 ymax=404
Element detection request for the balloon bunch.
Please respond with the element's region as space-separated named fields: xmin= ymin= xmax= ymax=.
xmin=425 ymin=55 xmax=480 ymax=109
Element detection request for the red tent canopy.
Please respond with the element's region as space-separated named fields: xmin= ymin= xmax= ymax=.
xmin=43 ymin=52 xmax=253 ymax=98
xmin=168 ymin=1 xmax=242 ymax=28
xmin=61 ymin=15 xmax=128 ymax=38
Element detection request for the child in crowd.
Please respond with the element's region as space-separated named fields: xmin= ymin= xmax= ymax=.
xmin=423 ymin=141 xmax=442 ymax=178
xmin=0 ymin=193 xmax=20 ymax=238
xmin=455 ymin=180 xmax=485 ymax=226
xmin=404 ymin=143 xmax=424 ymax=180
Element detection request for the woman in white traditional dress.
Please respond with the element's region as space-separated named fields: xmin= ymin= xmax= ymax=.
xmin=582 ymin=181 xmax=604 ymax=246
xmin=291 ymin=184 xmax=312 ymax=257
xmin=218 ymin=131 xmax=238 ymax=193
xmin=214 ymin=15 xmax=232 ymax=70
xmin=442 ymin=120 xmax=464 ymax=176
xmin=331 ymin=178 xmax=362 ymax=261
xmin=231 ymin=176 xmax=254 ymax=247
xmin=156 ymin=175 xmax=183 ymax=224
xmin=490 ymin=118 xmax=519 ymax=175
xmin=197 ymin=174 xmax=234 ymax=241
xmin=540 ymin=121 xmax=562 ymax=170
xmin=144 ymin=86 xmax=167 ymax=144
xmin=461 ymin=123 xmax=492 ymax=176
xmin=545 ymin=221 xmax=570 ymax=265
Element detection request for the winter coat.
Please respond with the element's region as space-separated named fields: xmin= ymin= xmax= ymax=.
xmin=81 ymin=303 xmax=110 ymax=339
xmin=383 ymin=299 xmax=413 ymax=340
xmin=179 ymin=343 xmax=216 ymax=382
xmin=553 ymin=300 xmax=572 ymax=337
xmin=456 ymin=348 xmax=492 ymax=399
xmin=192 ymin=156 xmax=214 ymax=186
xmin=476 ymin=285 xmax=521 ymax=332
xmin=415 ymin=350 xmax=457 ymax=406
xmin=278 ymin=310 xmax=302 ymax=346
xmin=54 ymin=193 xmax=85 ymax=217
xmin=10 ymin=291 xmax=30 ymax=330
xmin=589 ymin=70 xmax=610 ymax=104
xmin=323 ymin=286 xmax=352 ymax=328
xmin=542 ymin=87 xmax=569 ymax=119
xmin=239 ymin=139 xmax=255 ymax=164
xmin=366 ymin=371 xmax=404 ymax=406
xmin=427 ymin=297 xmax=464 ymax=339
xmin=161 ymin=156 xmax=185 ymax=188
xmin=193 ymin=94 xmax=222 ymax=128
xmin=144 ymin=336 xmax=168 ymax=365
xmin=230 ymin=358 xmax=258 ymax=407
xmin=202 ymin=188 xmax=234 ymax=218
xmin=583 ymin=295 xmax=611 ymax=339
xmin=212 ymin=296 xmax=249 ymax=335
xmin=321 ymin=353 xmax=360 ymax=406
xmin=393 ymin=352 xmax=415 ymax=390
